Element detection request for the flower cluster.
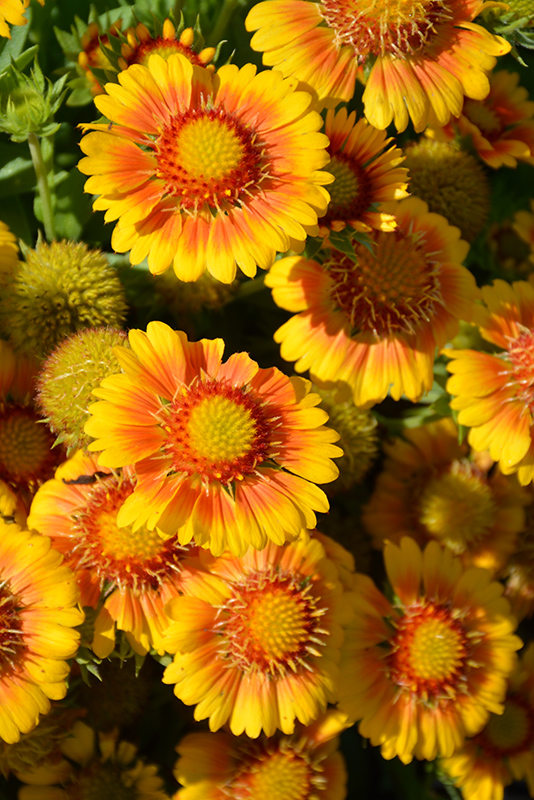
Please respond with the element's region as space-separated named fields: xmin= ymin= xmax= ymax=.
xmin=1 ymin=1 xmax=534 ymax=800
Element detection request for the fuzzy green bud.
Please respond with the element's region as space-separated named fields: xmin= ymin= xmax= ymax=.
xmin=0 ymin=240 xmax=128 ymax=359
xmin=37 ymin=327 xmax=129 ymax=452
xmin=0 ymin=59 xmax=67 ymax=142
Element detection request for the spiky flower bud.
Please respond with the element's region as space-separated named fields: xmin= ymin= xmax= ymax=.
xmin=404 ymin=139 xmax=490 ymax=242
xmin=37 ymin=327 xmax=129 ymax=452
xmin=0 ymin=59 xmax=67 ymax=142
xmin=0 ymin=240 xmax=127 ymax=358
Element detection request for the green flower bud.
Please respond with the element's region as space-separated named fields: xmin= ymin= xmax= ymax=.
xmin=0 ymin=58 xmax=67 ymax=142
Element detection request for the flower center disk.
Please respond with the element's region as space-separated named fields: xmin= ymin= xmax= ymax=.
xmin=164 ymin=380 xmax=274 ymax=484
xmin=155 ymin=108 xmax=269 ymax=212
xmin=71 ymin=476 xmax=185 ymax=590
xmin=389 ymin=602 xmax=469 ymax=700
xmin=319 ymin=0 xmax=453 ymax=59
xmin=479 ymin=697 xmax=534 ymax=756
xmin=0 ymin=406 xmax=56 ymax=487
xmin=217 ymin=572 xmax=327 ymax=675
xmin=234 ymin=751 xmax=313 ymax=800
xmin=0 ymin=584 xmax=24 ymax=676
xmin=328 ymin=233 xmax=442 ymax=337
xmin=507 ymin=329 xmax=534 ymax=415
xmin=417 ymin=462 xmax=496 ymax=551
xmin=323 ymin=153 xmax=371 ymax=223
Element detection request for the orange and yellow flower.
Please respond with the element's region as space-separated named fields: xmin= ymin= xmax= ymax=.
xmin=442 ymin=643 xmax=534 ymax=800
xmin=174 ymin=710 xmax=349 ymax=800
xmin=78 ymin=53 xmax=332 ymax=283
xmin=118 ymin=20 xmax=216 ymax=72
xmin=85 ymin=323 xmax=341 ymax=556
xmin=266 ymin=196 xmax=478 ymax=408
xmin=17 ymin=721 xmax=169 ymax=800
xmin=338 ymin=537 xmax=522 ymax=763
xmin=245 ymin=0 xmax=510 ymax=132
xmin=0 ymin=520 xmax=82 ymax=744
xmin=0 ymin=0 xmax=43 ymax=38
xmin=430 ymin=70 xmax=534 ymax=169
xmin=27 ymin=451 xmax=194 ymax=658
xmin=162 ymin=534 xmax=354 ymax=738
xmin=363 ymin=417 xmax=529 ymax=573
xmin=320 ymin=108 xmax=408 ymax=235
xmin=447 ymin=279 xmax=534 ymax=485
xmin=78 ymin=20 xmax=122 ymax=96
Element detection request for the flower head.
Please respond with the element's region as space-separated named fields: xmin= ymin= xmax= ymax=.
xmin=174 ymin=710 xmax=349 ymax=800
xmin=162 ymin=534 xmax=354 ymax=737
xmin=0 ymin=520 xmax=82 ymax=744
xmin=447 ymin=279 xmax=534 ymax=485
xmin=17 ymin=721 xmax=169 ymax=800
xmin=85 ymin=322 xmax=342 ymax=556
xmin=363 ymin=417 xmax=529 ymax=573
xmin=266 ymin=196 xmax=478 ymax=408
xmin=338 ymin=537 xmax=522 ymax=763
xmin=320 ymin=108 xmax=408 ymax=235
xmin=78 ymin=54 xmax=332 ymax=283
xmin=404 ymin=139 xmax=491 ymax=242
xmin=0 ymin=240 xmax=127 ymax=359
xmin=430 ymin=69 xmax=534 ymax=169
xmin=442 ymin=643 xmax=534 ymax=800
xmin=118 ymin=20 xmax=216 ymax=72
xmin=246 ymin=0 xmax=510 ymax=132
xmin=28 ymin=451 xmax=192 ymax=657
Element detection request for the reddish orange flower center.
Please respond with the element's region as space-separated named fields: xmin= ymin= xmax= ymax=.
xmin=125 ymin=37 xmax=205 ymax=67
xmin=0 ymin=405 xmax=59 ymax=489
xmin=388 ymin=602 xmax=471 ymax=702
xmin=215 ymin=570 xmax=328 ymax=676
xmin=323 ymin=152 xmax=372 ymax=225
xmin=71 ymin=475 xmax=186 ymax=591
xmin=155 ymin=108 xmax=270 ymax=213
xmin=328 ymin=231 xmax=443 ymax=337
xmin=319 ymin=0 xmax=453 ymax=59
xmin=476 ymin=695 xmax=534 ymax=757
xmin=231 ymin=746 xmax=320 ymax=800
xmin=507 ymin=329 xmax=534 ymax=416
xmin=163 ymin=379 xmax=277 ymax=485
xmin=463 ymin=98 xmax=503 ymax=140
xmin=417 ymin=461 xmax=496 ymax=553
xmin=0 ymin=584 xmax=24 ymax=677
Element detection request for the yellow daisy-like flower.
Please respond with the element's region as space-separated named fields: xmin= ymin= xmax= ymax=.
xmin=430 ymin=70 xmax=534 ymax=169
xmin=28 ymin=451 xmax=193 ymax=658
xmin=85 ymin=322 xmax=342 ymax=556
xmin=162 ymin=534 xmax=354 ymax=738
xmin=442 ymin=643 xmax=534 ymax=800
xmin=174 ymin=710 xmax=349 ymax=800
xmin=17 ymin=721 xmax=169 ymax=800
xmin=338 ymin=537 xmax=522 ymax=763
xmin=363 ymin=418 xmax=529 ymax=573
xmin=0 ymin=0 xmax=43 ymax=39
xmin=78 ymin=53 xmax=332 ymax=283
xmin=447 ymin=280 xmax=534 ymax=485
xmin=0 ymin=520 xmax=82 ymax=744
xmin=245 ymin=0 xmax=510 ymax=132
xmin=266 ymin=196 xmax=479 ymax=408
xmin=320 ymin=108 xmax=408 ymax=235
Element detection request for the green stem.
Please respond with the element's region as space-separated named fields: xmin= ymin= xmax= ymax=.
xmin=28 ymin=131 xmax=55 ymax=241
xmin=207 ymin=0 xmax=239 ymax=46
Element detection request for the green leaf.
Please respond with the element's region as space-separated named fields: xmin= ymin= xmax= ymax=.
xmin=0 ymin=18 xmax=30 ymax=74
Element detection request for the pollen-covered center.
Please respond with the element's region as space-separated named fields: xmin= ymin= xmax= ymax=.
xmin=389 ymin=602 xmax=469 ymax=700
xmin=328 ymin=231 xmax=442 ymax=337
xmin=235 ymin=751 xmax=312 ymax=800
xmin=155 ymin=108 xmax=268 ymax=212
xmin=463 ymin=99 xmax=503 ymax=138
xmin=417 ymin=461 xmax=496 ymax=553
xmin=479 ymin=697 xmax=534 ymax=756
xmin=130 ymin=38 xmax=205 ymax=67
xmin=323 ymin=153 xmax=371 ymax=223
xmin=71 ymin=475 xmax=185 ymax=590
xmin=164 ymin=379 xmax=275 ymax=484
xmin=217 ymin=571 xmax=328 ymax=675
xmin=507 ymin=329 xmax=534 ymax=416
xmin=320 ymin=0 xmax=453 ymax=59
xmin=0 ymin=583 xmax=25 ymax=676
xmin=0 ymin=406 xmax=57 ymax=488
